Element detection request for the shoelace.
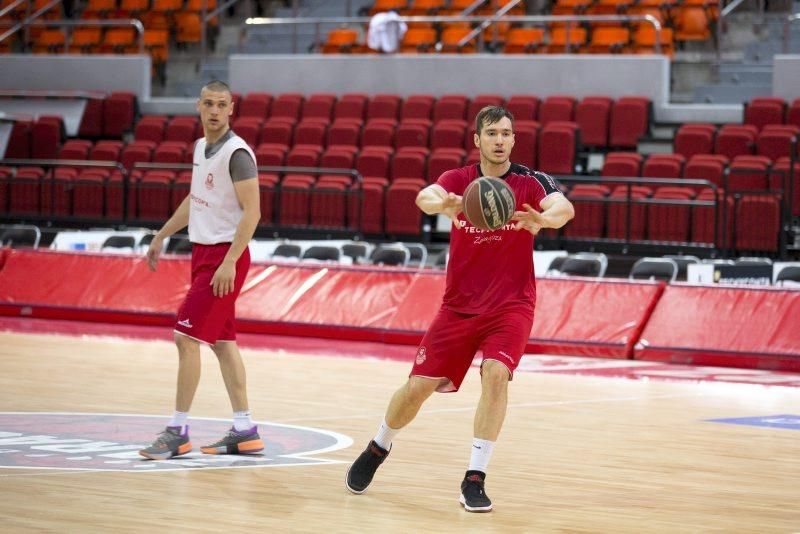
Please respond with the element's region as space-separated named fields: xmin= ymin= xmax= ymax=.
xmin=154 ymin=431 xmax=180 ymax=446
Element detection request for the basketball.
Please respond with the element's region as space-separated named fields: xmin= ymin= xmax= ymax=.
xmin=461 ymin=176 xmax=516 ymax=231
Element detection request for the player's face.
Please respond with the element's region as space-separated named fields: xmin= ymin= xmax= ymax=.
xmin=475 ymin=116 xmax=515 ymax=165
xmin=197 ymin=89 xmax=233 ymax=134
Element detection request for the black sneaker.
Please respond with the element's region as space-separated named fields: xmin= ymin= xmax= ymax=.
xmin=460 ymin=470 xmax=493 ymax=512
xmin=345 ymin=440 xmax=390 ymax=494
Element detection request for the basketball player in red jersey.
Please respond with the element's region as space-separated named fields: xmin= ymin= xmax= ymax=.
xmin=346 ymin=106 xmax=574 ymax=512
xmin=139 ymin=80 xmax=264 ymax=460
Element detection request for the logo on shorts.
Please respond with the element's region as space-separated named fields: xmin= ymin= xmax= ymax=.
xmin=497 ymin=351 xmax=512 ymax=362
xmin=415 ymin=347 xmax=427 ymax=365
xmin=205 ymin=173 xmax=214 ymax=190
xmin=177 ymin=319 xmax=193 ymax=329
xmin=0 ymin=413 xmax=352 ymax=472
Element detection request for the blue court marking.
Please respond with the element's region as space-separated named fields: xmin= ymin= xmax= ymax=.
xmin=706 ymin=415 xmax=800 ymax=431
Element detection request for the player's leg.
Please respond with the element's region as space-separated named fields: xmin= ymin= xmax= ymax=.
xmin=347 ymin=308 xmax=479 ymax=494
xmin=460 ymin=304 xmax=534 ymax=512
xmin=138 ymin=331 xmax=200 ymax=460
xmin=200 ymin=338 xmax=264 ymax=455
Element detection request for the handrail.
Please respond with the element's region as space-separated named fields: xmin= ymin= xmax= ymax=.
xmin=243 ymin=14 xmax=664 ymax=54
xmin=0 ymin=0 xmax=26 ymax=19
xmin=460 ymin=0 xmax=488 ymax=16
xmin=455 ymin=0 xmax=524 ymax=48
xmin=0 ymin=0 xmax=61 ymax=44
xmin=715 ymin=0 xmax=772 ymax=60
xmin=0 ymin=19 xmax=146 ymax=54
xmin=783 ymin=12 xmax=800 ymax=53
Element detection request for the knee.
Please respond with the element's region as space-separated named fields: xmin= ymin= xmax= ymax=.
xmin=404 ymin=378 xmax=437 ymax=404
xmin=481 ymin=361 xmax=510 ymax=391
xmin=173 ymin=333 xmax=199 ymax=357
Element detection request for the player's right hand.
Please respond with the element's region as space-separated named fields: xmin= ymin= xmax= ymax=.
xmin=146 ymin=236 xmax=163 ymax=271
xmin=441 ymin=192 xmax=463 ymax=226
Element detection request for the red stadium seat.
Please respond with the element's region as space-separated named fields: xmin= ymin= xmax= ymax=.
xmin=684 ymin=155 xmax=726 ymax=191
xmin=506 ymin=95 xmax=539 ymax=122
xmin=509 ymin=121 xmax=539 ymax=169
xmin=121 ymin=141 xmax=155 ymax=171
xmin=271 ymin=93 xmax=304 ymax=121
xmin=401 ymin=95 xmax=435 ymax=121
xmin=538 ymin=122 xmax=578 ymax=175
xmin=78 ymin=98 xmax=105 ymax=138
xmin=165 ymin=117 xmax=199 ymax=144
xmin=756 ymin=128 xmax=798 ymax=162
xmin=602 ymin=152 xmax=643 ymax=177
xmin=310 ymin=182 xmax=348 ymax=228
xmin=279 ymin=175 xmax=313 ymax=226
xmin=286 ymin=146 xmax=322 ymax=167
xmin=231 ymin=117 xmax=262 ymax=148
xmin=5 ymin=120 xmax=33 ymax=159
xmin=433 ymin=94 xmax=469 ymax=122
xmin=135 ymin=116 xmax=168 ymax=143
xmin=103 ymin=92 xmax=137 ymax=138
xmin=302 ymin=93 xmax=336 ymax=121
xmin=564 ymin=184 xmax=610 ymax=238
xmin=728 ymin=155 xmax=770 ymax=191
xmin=396 ymin=119 xmax=431 ymax=149
xmin=350 ymin=182 xmax=386 ymax=234
xmin=367 ymin=94 xmax=402 ymax=121
xmin=255 ymin=143 xmax=287 ymax=167
xmin=135 ymin=170 xmax=174 ymax=221
xmin=608 ymin=96 xmax=650 ymax=148
xmin=606 ymin=185 xmax=652 ymax=240
xmin=334 ymin=93 xmax=368 ymax=121
xmin=431 ymin=120 xmax=467 ymax=150
xmin=538 ymin=95 xmax=576 ymax=126
xmin=90 ymin=140 xmax=124 ymax=162
xmin=72 ymin=170 xmax=107 ymax=218
xmin=714 ymin=124 xmax=757 ymax=160
xmin=260 ymin=119 xmax=295 ymax=147
xmin=356 ymin=148 xmax=393 ymax=181
xmin=427 ymin=148 xmax=464 ymax=183
xmin=392 ymin=148 xmax=428 ymax=181
xmin=327 ymin=119 xmax=362 ymax=148
xmin=31 ymin=116 xmax=63 ymax=160
xmin=692 ymin=189 xmax=733 ymax=247
xmin=467 ymin=95 xmax=504 ymax=124
xmin=735 ymin=194 xmax=780 ymax=252
xmin=743 ymin=97 xmax=786 ymax=131
xmin=647 ymin=186 xmax=694 ymax=242
xmin=385 ymin=182 xmax=424 ymax=235
xmin=58 ymin=140 xmax=91 ymax=160
xmin=238 ymin=93 xmax=272 ymax=119
xmin=575 ymin=96 xmax=612 ymax=148
xmin=673 ymin=123 xmax=716 ymax=159
xmin=642 ymin=153 xmax=685 ymax=179
xmin=362 ymin=119 xmax=397 ymax=148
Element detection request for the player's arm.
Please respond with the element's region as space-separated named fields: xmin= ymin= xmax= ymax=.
xmin=416 ymin=183 xmax=462 ymax=226
xmin=512 ymin=194 xmax=574 ymax=235
xmin=147 ymin=195 xmax=190 ymax=271
xmin=212 ymin=155 xmax=261 ymax=297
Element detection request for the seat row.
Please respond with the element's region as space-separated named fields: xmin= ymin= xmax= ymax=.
xmin=562 ymin=183 xmax=781 ymax=252
xmin=673 ymin=123 xmax=800 ymax=162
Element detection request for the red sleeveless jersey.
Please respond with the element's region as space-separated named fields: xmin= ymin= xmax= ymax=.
xmin=436 ymin=163 xmax=562 ymax=314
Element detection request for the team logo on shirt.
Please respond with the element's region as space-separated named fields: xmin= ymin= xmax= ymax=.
xmin=205 ymin=173 xmax=214 ymax=190
xmin=415 ymin=346 xmax=427 ymax=364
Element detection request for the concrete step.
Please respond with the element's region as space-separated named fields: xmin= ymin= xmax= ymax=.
xmin=693 ymin=83 xmax=772 ymax=104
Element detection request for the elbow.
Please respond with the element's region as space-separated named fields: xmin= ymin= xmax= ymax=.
xmin=566 ymin=202 xmax=575 ymax=222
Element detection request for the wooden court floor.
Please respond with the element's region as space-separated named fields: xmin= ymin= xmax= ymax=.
xmin=0 ymin=331 xmax=799 ymax=533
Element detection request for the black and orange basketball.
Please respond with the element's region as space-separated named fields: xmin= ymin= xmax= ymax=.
xmin=462 ymin=176 xmax=516 ymax=231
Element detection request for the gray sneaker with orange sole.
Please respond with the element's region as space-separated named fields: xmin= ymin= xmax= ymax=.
xmin=139 ymin=426 xmax=192 ymax=460
xmin=200 ymin=426 xmax=264 ymax=455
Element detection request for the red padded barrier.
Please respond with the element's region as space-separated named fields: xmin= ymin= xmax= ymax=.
xmin=6 ymin=251 xmax=799 ymax=369
xmin=529 ymin=278 xmax=664 ymax=358
xmin=635 ymin=284 xmax=800 ymax=371
xmin=0 ymin=250 xmax=662 ymax=359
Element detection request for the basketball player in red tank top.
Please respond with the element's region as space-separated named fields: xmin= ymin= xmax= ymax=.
xmin=346 ymin=106 xmax=575 ymax=512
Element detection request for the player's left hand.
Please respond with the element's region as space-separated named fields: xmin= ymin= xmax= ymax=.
xmin=211 ymin=260 xmax=236 ymax=297
xmin=512 ymin=203 xmax=548 ymax=235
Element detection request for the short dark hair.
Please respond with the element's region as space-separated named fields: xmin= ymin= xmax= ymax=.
xmin=475 ymin=106 xmax=514 ymax=135
xmin=201 ymin=79 xmax=231 ymax=96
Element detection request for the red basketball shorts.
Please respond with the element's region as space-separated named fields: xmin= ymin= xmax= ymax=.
xmin=410 ymin=302 xmax=535 ymax=392
xmin=174 ymin=243 xmax=250 ymax=345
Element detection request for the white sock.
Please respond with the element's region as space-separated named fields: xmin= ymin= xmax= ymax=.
xmin=233 ymin=410 xmax=254 ymax=432
xmin=373 ymin=419 xmax=400 ymax=451
xmin=168 ymin=411 xmax=189 ymax=434
xmin=468 ymin=438 xmax=495 ymax=473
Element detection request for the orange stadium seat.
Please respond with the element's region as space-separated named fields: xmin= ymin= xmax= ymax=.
xmin=120 ymin=0 xmax=150 ymax=15
xmin=440 ymin=26 xmax=477 ymax=53
xmin=186 ymin=0 xmax=218 ymax=10
xmin=400 ymin=28 xmax=437 ymax=53
xmin=70 ymin=27 xmax=103 ymax=53
xmin=86 ymin=0 xmax=118 ymax=14
xmin=175 ymin=11 xmax=202 ymax=44
xmin=404 ymin=0 xmax=445 ymax=15
xmin=322 ymin=28 xmax=360 ymax=53
xmin=102 ymin=27 xmax=137 ymax=53
xmin=152 ymin=0 xmax=184 ymax=13
xmin=369 ymin=0 xmax=408 ymax=15
xmin=632 ymin=26 xmax=674 ymax=57
xmin=588 ymin=26 xmax=630 ymax=53
xmin=503 ymin=27 xmax=545 ymax=53
xmin=548 ymin=26 xmax=587 ymax=53
xmin=32 ymin=29 xmax=66 ymax=53
xmin=674 ymin=7 xmax=710 ymax=42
